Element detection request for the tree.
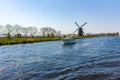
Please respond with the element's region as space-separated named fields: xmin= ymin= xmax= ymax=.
xmin=13 ymin=24 xmax=22 ymax=38
xmin=40 ymin=27 xmax=56 ymax=37
xmin=0 ymin=25 xmax=4 ymax=34
xmin=0 ymin=25 xmax=5 ymax=37
xmin=28 ymin=26 xmax=37 ymax=37
xmin=116 ymin=32 xmax=119 ymax=36
xmin=56 ymin=30 xmax=62 ymax=37
xmin=5 ymin=24 xmax=13 ymax=38
xmin=22 ymin=27 xmax=29 ymax=37
xmin=49 ymin=28 xmax=56 ymax=37
xmin=40 ymin=27 xmax=47 ymax=36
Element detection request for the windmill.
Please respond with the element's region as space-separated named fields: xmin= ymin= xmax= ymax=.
xmin=73 ymin=22 xmax=87 ymax=36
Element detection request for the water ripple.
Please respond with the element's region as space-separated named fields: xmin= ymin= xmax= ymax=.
xmin=1 ymin=37 xmax=120 ymax=80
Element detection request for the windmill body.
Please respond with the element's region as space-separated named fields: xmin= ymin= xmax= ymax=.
xmin=78 ymin=28 xmax=83 ymax=36
xmin=74 ymin=22 xmax=87 ymax=36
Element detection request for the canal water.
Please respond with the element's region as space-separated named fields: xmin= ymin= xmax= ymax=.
xmin=0 ymin=37 xmax=120 ymax=80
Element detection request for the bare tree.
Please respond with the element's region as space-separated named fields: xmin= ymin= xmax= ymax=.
xmin=13 ymin=24 xmax=22 ymax=38
xmin=40 ymin=27 xmax=56 ymax=37
xmin=49 ymin=28 xmax=56 ymax=37
xmin=56 ymin=30 xmax=62 ymax=37
xmin=22 ymin=27 xmax=29 ymax=37
xmin=0 ymin=25 xmax=4 ymax=34
xmin=40 ymin=27 xmax=47 ymax=36
xmin=5 ymin=24 xmax=13 ymax=38
xmin=0 ymin=25 xmax=5 ymax=37
xmin=28 ymin=26 xmax=37 ymax=37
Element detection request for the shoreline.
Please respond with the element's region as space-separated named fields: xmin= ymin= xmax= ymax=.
xmin=0 ymin=35 xmax=118 ymax=46
xmin=0 ymin=37 xmax=62 ymax=46
xmin=0 ymin=36 xmax=94 ymax=46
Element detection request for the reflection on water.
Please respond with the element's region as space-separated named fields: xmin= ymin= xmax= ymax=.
xmin=0 ymin=37 xmax=120 ymax=80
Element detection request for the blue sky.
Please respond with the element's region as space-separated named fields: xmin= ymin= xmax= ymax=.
xmin=0 ymin=0 xmax=120 ymax=34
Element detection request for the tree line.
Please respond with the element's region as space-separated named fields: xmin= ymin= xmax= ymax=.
xmin=86 ymin=32 xmax=119 ymax=37
xmin=0 ymin=24 xmax=62 ymax=38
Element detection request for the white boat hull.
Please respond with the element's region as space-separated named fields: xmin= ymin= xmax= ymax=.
xmin=62 ymin=39 xmax=76 ymax=45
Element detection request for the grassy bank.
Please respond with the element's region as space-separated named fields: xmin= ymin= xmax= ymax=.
xmin=0 ymin=37 xmax=62 ymax=45
xmin=74 ymin=35 xmax=95 ymax=39
xmin=0 ymin=36 xmax=95 ymax=45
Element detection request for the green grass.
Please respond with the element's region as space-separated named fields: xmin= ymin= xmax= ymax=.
xmin=0 ymin=36 xmax=95 ymax=45
xmin=0 ymin=37 xmax=62 ymax=45
xmin=74 ymin=35 xmax=95 ymax=39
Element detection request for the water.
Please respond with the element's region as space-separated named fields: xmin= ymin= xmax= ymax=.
xmin=0 ymin=37 xmax=120 ymax=80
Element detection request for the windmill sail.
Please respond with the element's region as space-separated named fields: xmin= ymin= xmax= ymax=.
xmin=74 ymin=22 xmax=87 ymax=36
xmin=75 ymin=22 xmax=80 ymax=27
xmin=80 ymin=22 xmax=87 ymax=28
xmin=73 ymin=28 xmax=79 ymax=34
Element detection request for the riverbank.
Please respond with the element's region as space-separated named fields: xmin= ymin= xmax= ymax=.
xmin=0 ymin=37 xmax=62 ymax=45
xmin=0 ymin=36 xmax=94 ymax=45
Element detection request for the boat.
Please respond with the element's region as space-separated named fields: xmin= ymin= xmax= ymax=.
xmin=62 ymin=37 xmax=76 ymax=45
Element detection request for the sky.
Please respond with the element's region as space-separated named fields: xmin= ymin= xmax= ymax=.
xmin=0 ymin=0 xmax=120 ymax=34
